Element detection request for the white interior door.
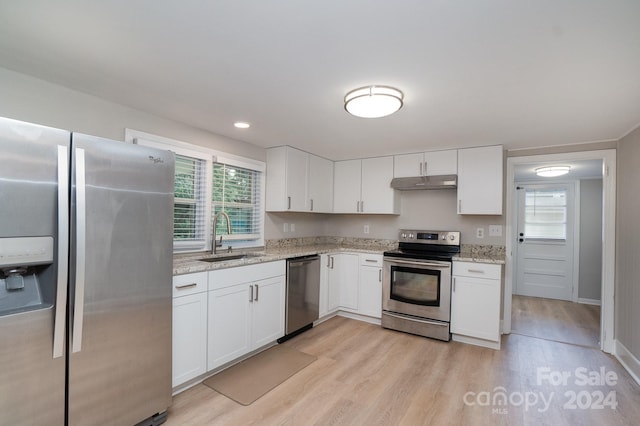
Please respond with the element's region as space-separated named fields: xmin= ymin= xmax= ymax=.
xmin=515 ymin=183 xmax=576 ymax=301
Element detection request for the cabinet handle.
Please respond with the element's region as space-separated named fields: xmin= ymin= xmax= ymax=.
xmin=419 ymin=162 xmax=423 ymax=176
xmin=468 ymin=269 xmax=485 ymax=274
xmin=287 ymin=196 xmax=291 ymax=210
xmin=423 ymin=161 xmax=427 ymax=175
xmin=310 ymin=199 xmax=314 ymax=211
xmin=255 ymin=284 xmax=259 ymax=301
xmin=360 ymin=200 xmax=364 ymax=212
xmin=453 ymin=277 xmax=456 ymax=292
xmin=458 ymin=199 xmax=462 ymax=213
xmin=378 ymin=269 xmax=382 ymax=282
xmin=330 ymin=256 xmax=334 ymax=269
xmin=365 ymin=259 xmax=377 ymax=263
xmin=250 ymin=284 xmax=254 ymax=302
xmin=326 ymin=256 xmax=331 ymax=267
xmin=175 ymin=282 xmax=197 ymax=289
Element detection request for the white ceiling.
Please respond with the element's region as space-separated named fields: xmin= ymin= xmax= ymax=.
xmin=514 ymin=159 xmax=603 ymax=181
xmin=1 ymin=1 xmax=639 ymax=160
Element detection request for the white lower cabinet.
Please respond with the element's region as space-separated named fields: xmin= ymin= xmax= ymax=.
xmin=207 ymin=261 xmax=286 ymax=371
xmin=334 ymin=253 xmax=360 ymax=311
xmin=358 ymin=254 xmax=383 ymax=318
xmin=451 ymin=261 xmax=502 ymax=348
xmin=172 ymin=272 xmax=208 ymax=388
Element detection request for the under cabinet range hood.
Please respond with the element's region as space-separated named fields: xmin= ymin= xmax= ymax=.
xmin=390 ymin=174 xmax=457 ymax=190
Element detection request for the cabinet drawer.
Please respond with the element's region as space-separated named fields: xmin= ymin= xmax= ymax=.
xmin=173 ymin=272 xmax=208 ymax=297
xmin=360 ymin=254 xmax=383 ymax=267
xmin=453 ymin=261 xmax=501 ymax=280
xmin=209 ymin=260 xmax=286 ymax=291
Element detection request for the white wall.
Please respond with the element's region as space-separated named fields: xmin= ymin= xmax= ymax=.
xmin=0 ymin=67 xmax=265 ymax=161
xmin=266 ymin=189 xmax=506 ymax=245
xmin=616 ymin=125 xmax=640 ymax=360
xmin=578 ymin=178 xmax=603 ymax=301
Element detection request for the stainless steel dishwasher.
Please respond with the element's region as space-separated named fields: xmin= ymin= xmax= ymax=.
xmin=280 ymin=255 xmax=321 ymax=342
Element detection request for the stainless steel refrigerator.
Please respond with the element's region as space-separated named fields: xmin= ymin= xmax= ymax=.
xmin=0 ymin=117 xmax=175 ymax=425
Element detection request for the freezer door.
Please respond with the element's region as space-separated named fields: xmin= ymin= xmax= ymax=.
xmin=68 ymin=133 xmax=174 ymax=425
xmin=0 ymin=117 xmax=68 ymax=425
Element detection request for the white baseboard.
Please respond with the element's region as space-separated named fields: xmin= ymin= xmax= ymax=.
xmin=615 ymin=340 xmax=640 ymax=386
xmin=337 ymin=310 xmax=382 ymax=326
xmin=452 ymin=334 xmax=501 ymax=350
xmin=577 ymin=297 xmax=601 ymax=306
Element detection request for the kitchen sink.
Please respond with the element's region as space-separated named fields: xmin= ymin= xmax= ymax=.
xmin=198 ymin=253 xmax=263 ymax=263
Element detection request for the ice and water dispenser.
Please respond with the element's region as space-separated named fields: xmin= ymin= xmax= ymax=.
xmin=0 ymin=236 xmax=55 ymax=316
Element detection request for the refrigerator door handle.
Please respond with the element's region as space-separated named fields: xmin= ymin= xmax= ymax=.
xmin=53 ymin=145 xmax=69 ymax=359
xmin=72 ymin=148 xmax=87 ymax=353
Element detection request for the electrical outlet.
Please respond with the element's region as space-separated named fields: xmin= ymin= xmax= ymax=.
xmin=364 ymin=224 xmax=370 ymax=234
xmin=290 ymin=223 xmax=296 ymax=232
xmin=476 ymin=227 xmax=485 ymax=239
xmin=283 ymin=223 xmax=289 ymax=233
xmin=489 ymin=225 xmax=503 ymax=237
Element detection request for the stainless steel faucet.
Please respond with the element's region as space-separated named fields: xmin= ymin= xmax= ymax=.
xmin=212 ymin=210 xmax=232 ymax=254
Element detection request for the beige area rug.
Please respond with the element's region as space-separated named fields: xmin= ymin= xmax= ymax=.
xmin=203 ymin=345 xmax=317 ymax=406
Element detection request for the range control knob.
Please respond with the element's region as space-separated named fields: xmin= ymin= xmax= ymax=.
xmin=450 ymin=235 xmax=456 ymax=240
xmin=401 ymin=232 xmax=407 ymax=239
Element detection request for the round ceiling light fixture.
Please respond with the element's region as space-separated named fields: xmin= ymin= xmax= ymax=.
xmin=344 ymin=85 xmax=404 ymax=118
xmin=535 ymin=165 xmax=571 ymax=177
xmin=234 ymin=121 xmax=250 ymax=129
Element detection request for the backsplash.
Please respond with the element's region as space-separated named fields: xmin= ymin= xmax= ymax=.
xmin=265 ymin=236 xmax=397 ymax=251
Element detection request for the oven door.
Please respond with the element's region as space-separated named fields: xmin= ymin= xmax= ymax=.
xmin=382 ymin=257 xmax=451 ymax=322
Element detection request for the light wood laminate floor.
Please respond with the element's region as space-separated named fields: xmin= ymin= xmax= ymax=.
xmin=166 ymin=316 xmax=640 ymax=425
xmin=511 ymin=295 xmax=601 ymax=348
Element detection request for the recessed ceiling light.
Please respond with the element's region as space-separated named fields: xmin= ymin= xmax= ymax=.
xmin=234 ymin=121 xmax=250 ymax=129
xmin=344 ymin=85 xmax=403 ymax=118
xmin=535 ymin=166 xmax=571 ymax=177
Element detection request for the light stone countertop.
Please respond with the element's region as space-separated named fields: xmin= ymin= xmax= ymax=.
xmin=172 ymin=238 xmax=506 ymax=275
xmin=173 ymin=242 xmax=392 ymax=276
xmin=453 ymin=244 xmax=506 ymax=265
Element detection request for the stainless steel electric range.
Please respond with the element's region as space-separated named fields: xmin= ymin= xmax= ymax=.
xmin=382 ymin=230 xmax=460 ymax=341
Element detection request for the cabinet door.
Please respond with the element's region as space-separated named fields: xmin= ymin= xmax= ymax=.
xmin=393 ymin=153 xmax=424 ymax=178
xmin=172 ymin=292 xmax=207 ymax=387
xmin=319 ymin=254 xmax=330 ymax=317
xmin=424 ymin=149 xmax=457 ymax=176
xmin=450 ymin=275 xmax=500 ymax=342
xmin=308 ymin=154 xmax=333 ymax=213
xmin=207 ymin=285 xmax=252 ymax=371
xmin=326 ymin=255 xmax=341 ymax=312
xmin=333 ymin=159 xmax=361 ymax=213
xmin=457 ymin=145 xmax=503 ymax=215
xmin=336 ymin=254 xmax=360 ymax=310
xmin=361 ymin=156 xmax=398 ymax=214
xmin=358 ymin=266 xmax=382 ymax=318
xmin=251 ymin=275 xmax=286 ymax=349
xmin=286 ymin=147 xmax=309 ymax=211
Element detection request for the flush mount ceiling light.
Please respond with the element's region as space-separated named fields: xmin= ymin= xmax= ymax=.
xmin=535 ymin=166 xmax=571 ymax=177
xmin=344 ymin=85 xmax=404 ymax=118
xmin=233 ymin=121 xmax=250 ymax=129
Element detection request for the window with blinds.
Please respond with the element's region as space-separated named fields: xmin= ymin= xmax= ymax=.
xmin=524 ymin=188 xmax=567 ymax=240
xmin=174 ymin=155 xmax=207 ymax=242
xmin=212 ymin=163 xmax=261 ymax=241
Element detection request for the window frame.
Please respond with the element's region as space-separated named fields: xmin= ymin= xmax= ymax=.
xmin=125 ymin=129 xmax=265 ymax=253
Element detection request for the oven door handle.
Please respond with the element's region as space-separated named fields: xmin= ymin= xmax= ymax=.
xmin=384 ymin=258 xmax=450 ymax=268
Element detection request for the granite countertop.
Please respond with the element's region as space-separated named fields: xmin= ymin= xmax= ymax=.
xmin=173 ymin=237 xmax=396 ymax=275
xmin=173 ymin=238 xmax=506 ymax=275
xmin=453 ymin=244 xmax=506 ymax=265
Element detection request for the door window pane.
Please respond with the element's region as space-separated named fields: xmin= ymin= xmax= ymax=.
xmin=524 ymin=189 xmax=567 ymax=239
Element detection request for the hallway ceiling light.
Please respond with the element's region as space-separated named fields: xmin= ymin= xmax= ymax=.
xmin=344 ymin=86 xmax=403 ymax=118
xmin=535 ymin=166 xmax=571 ymax=177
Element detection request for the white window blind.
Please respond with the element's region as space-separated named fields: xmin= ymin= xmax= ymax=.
xmin=524 ymin=188 xmax=567 ymax=240
xmin=212 ymin=162 xmax=262 ymax=242
xmin=174 ymin=154 xmax=208 ymax=243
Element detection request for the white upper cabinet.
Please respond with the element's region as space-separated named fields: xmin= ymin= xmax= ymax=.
xmin=308 ymin=154 xmax=334 ymax=213
xmin=334 ymin=156 xmax=399 ymax=214
xmin=266 ymin=146 xmax=333 ymax=212
xmin=266 ymin=146 xmax=308 ymax=211
xmin=457 ymin=145 xmax=503 ymax=215
xmin=394 ymin=149 xmax=457 ymax=178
